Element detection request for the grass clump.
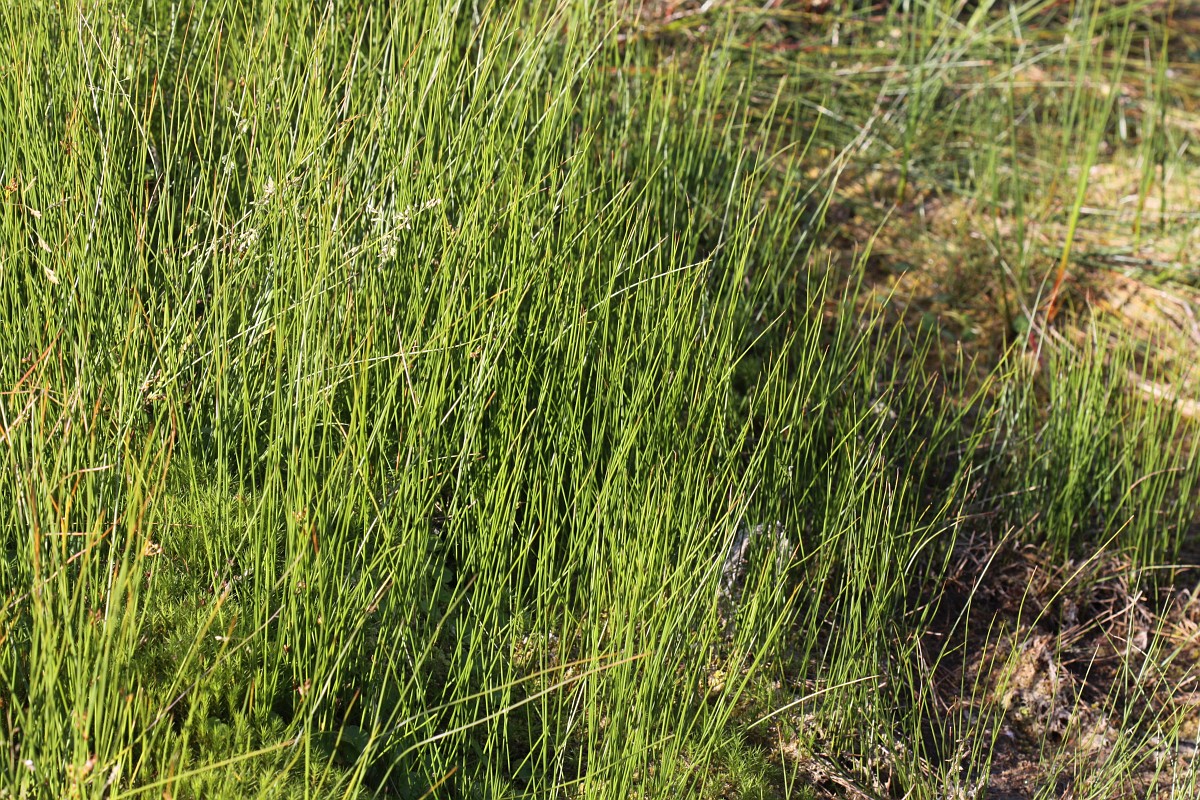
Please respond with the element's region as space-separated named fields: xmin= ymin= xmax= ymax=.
xmin=2 ymin=1 xmax=1199 ymax=798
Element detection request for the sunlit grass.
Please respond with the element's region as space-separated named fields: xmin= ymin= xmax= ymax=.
xmin=1 ymin=1 xmax=1197 ymax=798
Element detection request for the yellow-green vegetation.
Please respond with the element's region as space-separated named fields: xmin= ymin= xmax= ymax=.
xmin=2 ymin=1 xmax=1198 ymax=798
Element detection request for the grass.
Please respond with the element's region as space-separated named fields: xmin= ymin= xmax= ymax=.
xmin=1 ymin=0 xmax=1199 ymax=798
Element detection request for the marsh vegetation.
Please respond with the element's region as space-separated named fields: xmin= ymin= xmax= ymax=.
xmin=2 ymin=1 xmax=1199 ymax=797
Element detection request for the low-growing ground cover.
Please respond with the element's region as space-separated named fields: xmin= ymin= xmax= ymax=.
xmin=1 ymin=1 xmax=1198 ymax=797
